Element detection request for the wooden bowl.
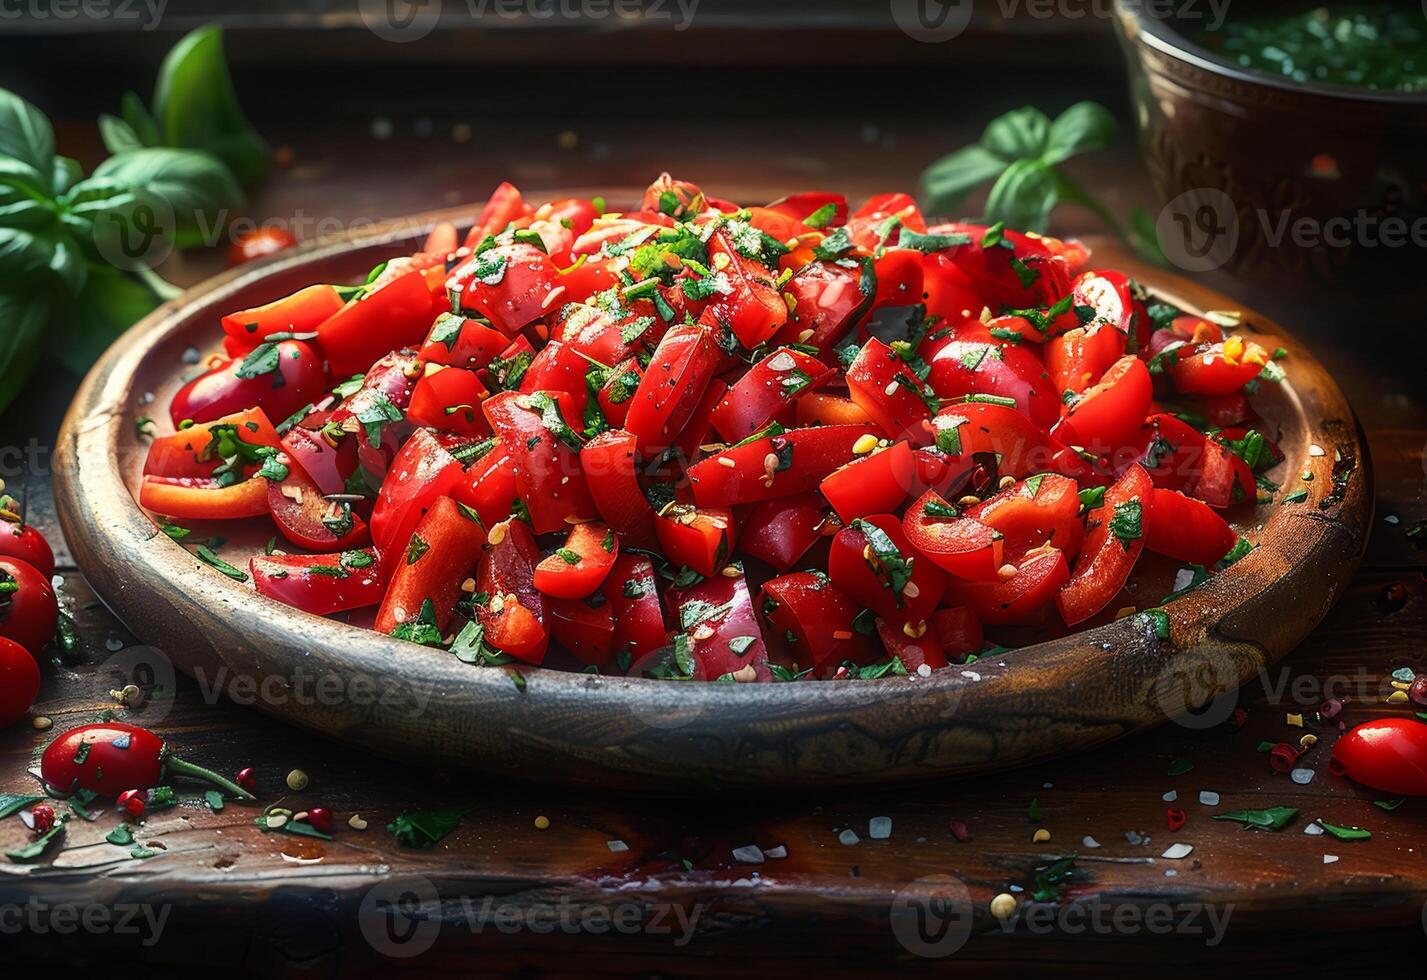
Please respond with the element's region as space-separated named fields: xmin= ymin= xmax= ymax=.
xmin=1113 ymin=0 xmax=1427 ymax=302
xmin=52 ymin=202 xmax=1372 ymax=791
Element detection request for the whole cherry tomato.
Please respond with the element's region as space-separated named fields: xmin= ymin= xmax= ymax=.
xmin=0 ymin=557 xmax=57 ymax=656
xmin=228 ymin=226 xmax=298 ymax=267
xmin=0 ymin=636 xmax=40 ymax=726
xmin=39 ymin=722 xmax=255 ymax=799
xmin=1329 ymin=718 xmax=1427 ymax=796
xmin=169 ymin=340 xmax=329 ymax=428
xmin=0 ymin=520 xmax=55 ymax=579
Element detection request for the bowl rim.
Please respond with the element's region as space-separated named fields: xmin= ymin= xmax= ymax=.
xmin=1114 ymin=0 xmax=1427 ymax=107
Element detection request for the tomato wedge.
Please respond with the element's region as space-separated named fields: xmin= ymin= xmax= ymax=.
xmin=317 ymin=271 xmax=439 ymax=378
xmin=902 ymin=489 xmax=1003 ymax=582
xmin=654 ymin=504 xmax=736 ymax=578
xmin=827 ymin=515 xmax=944 ymax=624
xmin=740 ymin=493 xmax=833 ymax=572
xmin=966 ymin=473 xmax=1084 ymax=563
xmin=820 ymin=440 xmax=916 ymax=523
xmin=950 ymin=546 xmax=1070 ymax=626
xmin=710 ymin=346 xmax=833 ymax=443
xmin=221 ymin=284 xmax=345 ymax=358
xmin=687 ymin=424 xmax=878 ymax=507
xmin=1054 ymin=355 xmax=1152 ymax=460
xmin=1144 ymin=488 xmax=1237 ymax=566
xmin=623 ymin=319 xmax=719 ymax=456
xmin=1057 ymin=463 xmax=1152 ymax=626
xmin=376 ymin=495 xmax=487 ymax=639
xmin=760 ymin=571 xmax=872 ymax=673
xmin=267 ymin=459 xmax=371 ymax=552
xmin=251 ymin=549 xmax=384 ymax=617
xmin=846 ymin=337 xmax=934 ymax=442
xmin=534 ymin=522 xmax=619 ymax=599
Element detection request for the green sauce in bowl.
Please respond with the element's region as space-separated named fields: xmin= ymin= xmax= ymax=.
xmin=1200 ymin=4 xmax=1427 ymax=93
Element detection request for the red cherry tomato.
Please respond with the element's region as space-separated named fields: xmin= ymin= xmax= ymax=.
xmin=228 ymin=226 xmax=298 ymax=267
xmin=39 ymin=722 xmax=252 ymax=799
xmin=0 ymin=522 xmax=55 ymax=580
xmin=0 ymin=636 xmax=40 ymax=726
xmin=169 ymin=340 xmax=329 ymax=428
xmin=1330 ymin=718 xmax=1427 ymax=796
xmin=0 ymin=557 xmax=57 ymax=656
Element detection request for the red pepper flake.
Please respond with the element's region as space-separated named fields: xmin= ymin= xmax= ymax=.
xmin=949 ymin=820 xmax=971 ymax=842
xmin=1166 ymin=807 xmax=1187 ymax=832
xmin=1269 ymin=742 xmax=1303 ymax=773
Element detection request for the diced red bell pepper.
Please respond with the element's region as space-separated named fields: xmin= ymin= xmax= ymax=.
xmin=931 ymin=402 xmax=1094 ymax=482
xmin=967 ymin=473 xmax=1084 ymax=563
xmin=463 ymin=181 xmax=532 ymax=249
xmin=317 ymin=271 xmax=439 ymax=378
xmin=375 ymin=495 xmax=487 ymax=638
xmin=533 ymin=522 xmax=618 ymax=599
xmin=828 ymin=515 xmax=944 ymax=624
xmin=764 ymin=190 xmax=848 ymax=227
xmin=520 ymin=339 xmax=592 ymax=417
xmin=740 ymin=493 xmax=832 ymax=572
xmin=846 ymin=337 xmax=934 ymax=442
xmin=1047 ymin=323 xmax=1126 ymax=408
xmin=139 ymin=474 xmax=270 ymax=521
xmin=687 ymin=424 xmax=878 ymax=507
xmin=654 ymin=504 xmax=737 ymax=578
xmin=672 ymin=377 xmax=728 ymax=463
xmin=1144 ymin=487 xmax=1237 ymax=566
xmin=876 ymin=617 xmax=947 ymax=673
xmin=221 ymin=284 xmax=345 ymax=358
xmin=280 ymin=415 xmax=358 ymax=496
xmin=711 ymin=346 xmax=834 ymax=443
xmin=931 ymin=606 xmax=983 ymax=662
xmin=1057 ymin=463 xmax=1153 ymax=626
xmin=579 ymin=429 xmax=658 ymax=549
xmin=1054 ymin=355 xmax=1152 ymax=460
xmin=483 ymin=389 xmax=597 ymax=533
xmin=369 ymin=428 xmax=464 ymax=554
xmin=1169 ymin=339 xmax=1269 ymax=396
xmin=820 ymin=440 xmax=916 ymax=522
xmin=926 ymin=339 xmax=1059 ymax=432
xmin=420 ymin=312 xmax=511 ymax=370
xmin=599 ymin=553 xmax=668 ymax=659
xmin=950 ymin=546 xmax=1070 ymax=626
xmin=477 ymin=517 xmax=548 ymax=662
xmin=408 ymin=365 xmax=491 ymax=435
xmin=623 ymin=319 xmax=719 ymax=456
xmin=144 ymin=408 xmax=281 ymax=480
xmin=703 ymin=228 xmax=788 ymax=350
xmin=449 ymin=242 xmax=556 ymax=334
xmin=845 ymin=192 xmax=927 ymax=251
xmin=902 ymin=489 xmax=1004 ymax=582
xmin=760 ymin=571 xmax=872 ymax=673
xmin=251 ymin=549 xmax=384 ymax=617
xmin=771 ymin=259 xmax=873 ymax=353
xmin=795 ymin=393 xmax=872 ymax=427
xmin=548 ymin=595 xmax=617 ymax=668
xmin=450 ymin=443 xmax=519 ymax=527
xmin=666 ymin=569 xmax=771 ymax=681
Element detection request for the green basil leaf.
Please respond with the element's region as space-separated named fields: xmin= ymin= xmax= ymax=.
xmin=0 ymin=290 xmax=50 ymax=414
xmin=98 ymin=113 xmax=144 ymax=155
xmin=983 ymin=159 xmax=1059 ymax=234
xmin=53 ymin=263 xmax=159 ymax=375
xmin=152 ymin=26 xmax=269 ymax=189
xmin=121 ymin=90 xmax=162 ymax=147
xmin=0 ymin=157 xmax=50 ymax=202
xmin=1043 ymin=101 xmax=1118 ymax=165
xmin=919 ymin=143 xmax=1010 ymax=216
xmin=0 ymin=88 xmax=55 ymax=187
xmin=981 ymin=106 xmax=1050 ymax=161
xmin=92 ymin=147 xmax=242 ymax=247
xmin=51 ymin=156 xmax=82 ymax=195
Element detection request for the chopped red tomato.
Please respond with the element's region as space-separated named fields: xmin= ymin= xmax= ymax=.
xmin=251 ymin=549 xmax=384 ymax=617
xmin=221 ymin=284 xmax=345 ymax=358
xmin=533 ymin=522 xmax=619 ymax=599
xmin=1057 ymin=463 xmax=1152 ymax=626
xmin=317 ymin=271 xmax=439 ymax=378
xmin=761 ymin=571 xmax=873 ymax=673
xmin=1144 ymin=487 xmax=1237 ymax=566
xmin=827 ymin=515 xmax=944 ymax=624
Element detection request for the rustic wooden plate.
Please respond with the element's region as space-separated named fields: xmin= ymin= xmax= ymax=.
xmin=52 ymin=199 xmax=1372 ymax=790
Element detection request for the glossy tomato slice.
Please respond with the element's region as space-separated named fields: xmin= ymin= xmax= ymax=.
xmin=533 ymin=522 xmax=618 ymax=599
xmin=1057 ymin=463 xmax=1152 ymax=626
xmin=967 ymin=473 xmax=1084 ymax=563
xmin=902 ymin=489 xmax=1003 ymax=582
xmin=949 ymin=547 xmax=1069 ymax=627
xmin=1143 ymin=487 xmax=1237 ymax=566
xmin=828 ymin=515 xmax=944 ymax=624
xmin=739 ymin=493 xmax=833 ymax=572
xmin=820 ymin=440 xmax=916 ymax=522
xmin=251 ymin=549 xmax=384 ymax=617
xmin=760 ymin=571 xmax=872 ymax=673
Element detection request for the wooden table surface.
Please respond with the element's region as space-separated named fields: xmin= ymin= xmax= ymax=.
xmin=3 ymin=120 xmax=1427 ymax=976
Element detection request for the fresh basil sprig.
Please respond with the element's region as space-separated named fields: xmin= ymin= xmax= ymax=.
xmin=918 ymin=102 xmax=1165 ymax=265
xmin=99 ymin=26 xmax=269 ymax=190
xmin=0 ymin=28 xmax=261 ymax=412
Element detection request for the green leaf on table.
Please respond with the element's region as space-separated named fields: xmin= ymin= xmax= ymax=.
xmin=1317 ymin=820 xmax=1371 ymax=841
xmin=152 ymin=26 xmax=269 ymax=188
xmin=0 ymin=88 xmax=56 ymax=185
xmin=1212 ymin=806 xmax=1298 ymax=831
xmin=0 ymin=793 xmax=44 ymax=819
xmin=983 ymin=159 xmax=1058 ymax=233
xmin=386 ymin=806 xmax=476 ymax=849
xmin=5 ymin=813 xmax=67 ymax=861
xmin=0 ymin=290 xmax=50 ymax=415
xmin=1043 ymin=101 xmax=1117 ymax=164
xmin=53 ymin=263 xmax=160 ymax=376
xmin=105 ymin=823 xmax=135 ymax=846
xmin=92 ymin=147 xmax=243 ymax=247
